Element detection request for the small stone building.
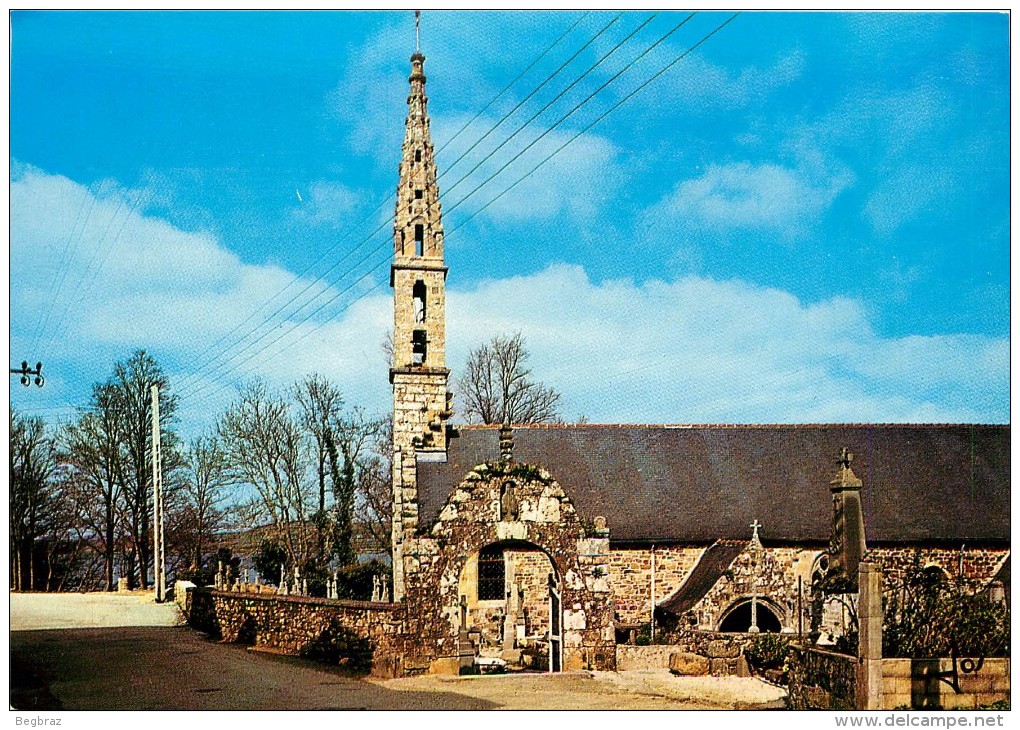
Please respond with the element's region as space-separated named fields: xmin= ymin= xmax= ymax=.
xmin=385 ymin=45 xmax=1010 ymax=675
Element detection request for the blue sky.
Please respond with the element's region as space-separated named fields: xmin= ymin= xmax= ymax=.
xmin=9 ymin=11 xmax=1010 ymax=435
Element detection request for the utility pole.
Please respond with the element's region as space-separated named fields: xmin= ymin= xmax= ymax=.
xmin=151 ymin=385 xmax=166 ymax=602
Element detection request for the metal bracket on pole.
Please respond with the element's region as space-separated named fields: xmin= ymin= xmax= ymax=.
xmin=10 ymin=360 xmax=44 ymax=387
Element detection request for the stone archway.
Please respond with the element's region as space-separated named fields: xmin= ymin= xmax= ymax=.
xmin=399 ymin=460 xmax=616 ymax=674
xmin=458 ymin=539 xmax=560 ymax=671
xmin=717 ymin=597 xmax=785 ymax=633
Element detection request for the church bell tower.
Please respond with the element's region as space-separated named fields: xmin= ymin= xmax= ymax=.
xmin=390 ymin=21 xmax=453 ymax=601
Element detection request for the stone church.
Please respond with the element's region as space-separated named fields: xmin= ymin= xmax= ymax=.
xmin=386 ymin=47 xmax=1010 ymax=674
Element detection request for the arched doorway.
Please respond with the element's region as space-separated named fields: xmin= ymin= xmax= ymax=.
xmin=718 ymin=598 xmax=783 ymax=633
xmin=457 ymin=539 xmax=561 ymax=672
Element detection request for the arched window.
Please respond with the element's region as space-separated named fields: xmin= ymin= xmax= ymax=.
xmin=413 ymin=281 xmax=426 ymax=324
xmin=414 ymin=224 xmax=424 ymax=256
xmin=478 ymin=545 xmax=505 ymax=601
xmin=411 ymin=329 xmax=427 ymax=366
xmin=718 ymin=599 xmax=782 ymax=633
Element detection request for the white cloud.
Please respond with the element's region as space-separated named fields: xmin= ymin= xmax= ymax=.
xmin=289 ymin=181 xmax=360 ymax=227
xmin=12 ymin=167 xmax=1005 ymax=438
xmin=645 ymin=159 xmax=851 ymax=239
xmin=10 ymin=166 xmax=393 ymax=437
xmin=446 ymin=265 xmax=1007 ymax=424
xmin=670 ymin=49 xmax=806 ymax=111
xmin=434 ymin=113 xmax=624 ymax=227
xmin=863 ymin=164 xmax=953 ymax=237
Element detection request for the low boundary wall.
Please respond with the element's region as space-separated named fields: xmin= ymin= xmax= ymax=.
xmin=881 ymin=658 xmax=1010 ymax=710
xmin=787 ymin=646 xmax=1010 ymax=710
xmin=186 ymin=588 xmax=406 ymax=678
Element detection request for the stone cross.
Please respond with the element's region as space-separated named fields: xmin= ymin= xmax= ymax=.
xmin=750 ymin=519 xmax=763 ymax=545
xmin=839 ymin=447 xmax=854 ymax=469
xmin=382 ymin=574 xmax=391 ymax=602
xmin=749 ymin=595 xmax=760 ymax=634
xmin=371 ymin=574 xmax=381 ymax=602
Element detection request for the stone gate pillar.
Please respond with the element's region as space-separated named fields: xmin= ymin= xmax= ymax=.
xmin=856 ymin=562 xmax=883 ymax=710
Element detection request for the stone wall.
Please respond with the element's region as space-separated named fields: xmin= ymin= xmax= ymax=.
xmin=786 ymin=645 xmax=857 ymax=710
xmin=689 ymin=545 xmax=821 ymax=632
xmin=616 ymin=644 xmax=684 ymax=671
xmin=881 ymin=658 xmax=1010 ymax=710
xmin=607 ymin=546 xmax=704 ymax=624
xmin=865 ymin=546 xmax=1008 ymax=587
xmin=187 ymin=589 xmax=405 ymax=678
xmin=400 ymin=461 xmax=616 ymax=674
xmin=786 ymin=647 xmax=1011 ymax=710
xmin=670 ymin=630 xmax=758 ymax=676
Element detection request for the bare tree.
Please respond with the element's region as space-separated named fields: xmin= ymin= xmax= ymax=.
xmin=111 ymin=350 xmax=178 ymax=589
xmin=10 ymin=408 xmax=56 ymax=591
xmin=218 ymin=379 xmax=314 ymax=566
xmin=294 ymin=374 xmax=345 ymax=516
xmin=179 ymin=434 xmax=233 ymax=569
xmin=457 ymin=332 xmax=562 ymax=425
xmin=356 ymin=420 xmax=393 ymax=556
xmin=294 ymin=374 xmax=384 ymax=566
xmin=60 ymin=383 xmax=126 ymax=591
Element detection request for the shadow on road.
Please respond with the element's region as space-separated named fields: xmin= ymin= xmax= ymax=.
xmin=11 ymin=626 xmax=497 ymax=711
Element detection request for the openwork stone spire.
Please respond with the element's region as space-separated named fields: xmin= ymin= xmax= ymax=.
xmin=390 ymin=24 xmax=453 ymax=601
xmin=393 ymin=49 xmax=444 ymax=262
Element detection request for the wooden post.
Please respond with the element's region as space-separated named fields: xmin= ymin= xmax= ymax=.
xmin=151 ymin=385 xmax=166 ymax=602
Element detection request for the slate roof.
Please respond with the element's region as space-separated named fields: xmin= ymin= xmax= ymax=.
xmin=416 ymin=424 xmax=1010 ymax=544
xmin=657 ymin=540 xmax=748 ymax=617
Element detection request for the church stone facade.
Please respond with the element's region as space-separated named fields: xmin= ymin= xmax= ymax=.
xmin=387 ymin=48 xmax=1010 ymax=675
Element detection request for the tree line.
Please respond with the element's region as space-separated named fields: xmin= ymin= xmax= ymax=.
xmin=10 ymin=333 xmax=562 ymax=593
xmin=10 ymin=350 xmax=391 ymax=593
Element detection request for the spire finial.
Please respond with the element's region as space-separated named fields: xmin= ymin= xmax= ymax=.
xmin=415 ymin=10 xmax=421 ymax=53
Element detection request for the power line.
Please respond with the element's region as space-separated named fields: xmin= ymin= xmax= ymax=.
xmin=178 ymin=16 xmax=709 ymax=407
xmin=435 ymin=13 xmax=621 ymax=183
xmin=27 ymin=180 xmax=95 ymax=355
xmin=161 ymin=14 xmax=739 ymax=413
xmin=181 ymin=260 xmax=391 ymax=408
xmin=174 ymin=15 xmax=621 ymax=396
xmin=28 ymin=181 xmax=101 ymax=356
xmin=434 ymin=13 xmax=692 ymax=227
xmin=41 ymin=179 xmax=158 ymax=366
xmin=442 ymin=14 xmax=652 ymax=203
xmin=174 ymin=13 xmax=599 ymax=395
xmin=180 ymin=16 xmax=697 ymax=404
xmin=433 ymin=11 xmax=591 ymax=157
xmin=449 ymin=13 xmax=740 ymax=236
